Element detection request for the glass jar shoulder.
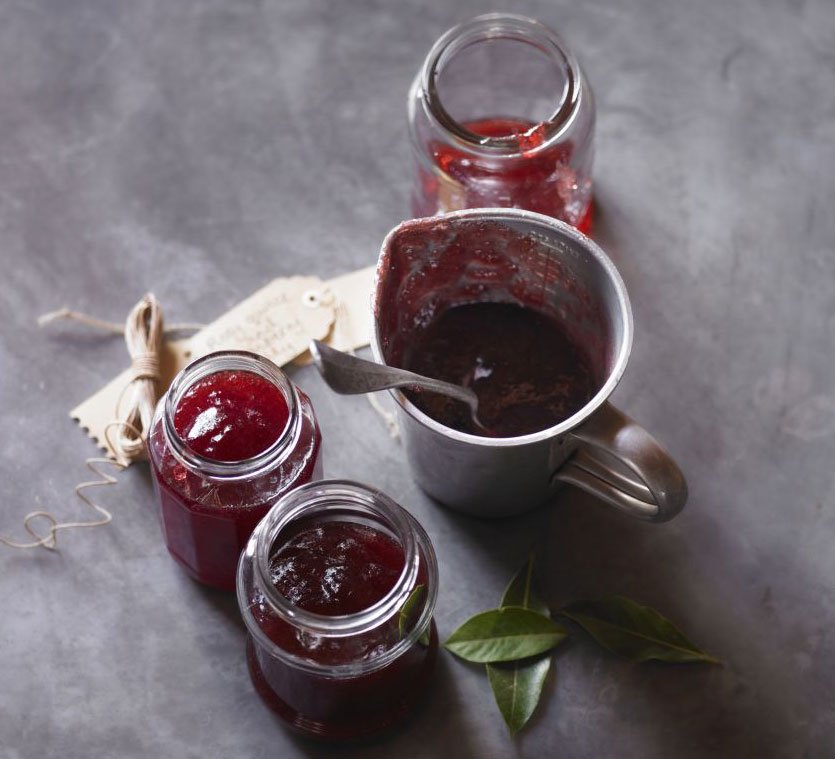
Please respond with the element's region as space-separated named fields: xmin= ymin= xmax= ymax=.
xmin=148 ymin=388 xmax=322 ymax=514
xmin=242 ymin=547 xmax=434 ymax=669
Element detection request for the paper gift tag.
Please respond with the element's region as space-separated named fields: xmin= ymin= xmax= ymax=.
xmin=184 ymin=275 xmax=335 ymax=366
xmin=293 ymin=265 xmax=376 ymax=364
xmin=72 ymin=276 xmax=336 ymax=458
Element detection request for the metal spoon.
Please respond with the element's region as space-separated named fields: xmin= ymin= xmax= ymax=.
xmin=309 ymin=339 xmax=481 ymax=422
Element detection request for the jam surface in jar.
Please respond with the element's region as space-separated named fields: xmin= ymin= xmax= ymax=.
xmin=422 ymin=116 xmax=593 ymax=235
xmin=239 ymin=483 xmax=438 ymax=741
xmin=269 ymin=521 xmax=404 ymax=616
xmin=148 ymin=353 xmax=322 ymax=591
xmin=173 ymin=370 xmax=289 ymax=461
xmin=402 ymin=301 xmax=597 ymax=437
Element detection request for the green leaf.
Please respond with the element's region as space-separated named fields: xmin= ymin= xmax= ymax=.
xmin=561 ymin=596 xmax=721 ymax=664
xmin=445 ymin=606 xmax=568 ymax=663
xmin=487 ymin=655 xmax=551 ymax=735
xmin=488 ymin=554 xmax=554 ymax=734
xmin=399 ymin=584 xmax=426 ymax=639
xmin=500 ymin=552 xmax=550 ymax=616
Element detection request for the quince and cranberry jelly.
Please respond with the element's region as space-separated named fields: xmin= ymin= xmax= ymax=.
xmin=419 ymin=117 xmax=593 ymax=235
xmin=173 ymin=369 xmax=288 ymax=461
xmin=148 ymin=351 xmax=322 ymax=591
xmin=269 ymin=521 xmax=404 ymax=616
xmin=237 ymin=481 xmax=438 ymax=740
xmin=409 ymin=15 xmax=595 ymax=231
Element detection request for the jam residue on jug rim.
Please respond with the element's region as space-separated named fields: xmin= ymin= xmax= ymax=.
xmin=375 ymin=215 xmax=608 ymax=437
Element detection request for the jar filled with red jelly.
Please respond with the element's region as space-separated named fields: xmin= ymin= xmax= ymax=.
xmin=408 ymin=13 xmax=595 ymax=233
xmin=148 ymin=351 xmax=322 ymax=591
xmin=237 ymin=480 xmax=439 ymax=740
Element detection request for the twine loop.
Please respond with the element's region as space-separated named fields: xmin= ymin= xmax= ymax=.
xmin=130 ymin=353 xmax=160 ymax=383
xmin=0 ymin=293 xmax=192 ymax=551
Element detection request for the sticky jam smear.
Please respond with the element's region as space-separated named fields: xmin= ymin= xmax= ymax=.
xmin=173 ymin=370 xmax=290 ymax=462
xmin=464 ymin=116 xmax=549 ymax=152
xmin=268 ymin=521 xmax=405 ymax=617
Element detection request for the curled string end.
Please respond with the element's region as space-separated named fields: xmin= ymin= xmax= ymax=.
xmin=6 ymin=294 xmax=165 ymax=552
xmin=37 ymin=308 xmax=72 ymax=327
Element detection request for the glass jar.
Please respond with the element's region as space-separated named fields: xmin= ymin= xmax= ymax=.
xmin=148 ymin=351 xmax=322 ymax=591
xmin=408 ymin=13 xmax=595 ymax=233
xmin=237 ymin=480 xmax=439 ymax=740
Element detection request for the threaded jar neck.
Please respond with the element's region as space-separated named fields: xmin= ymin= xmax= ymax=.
xmin=419 ymin=13 xmax=583 ymax=156
xmin=239 ymin=480 xmax=439 ymax=676
xmin=162 ymin=350 xmax=300 ymax=480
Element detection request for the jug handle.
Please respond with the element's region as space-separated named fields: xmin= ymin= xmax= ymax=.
xmin=552 ymin=402 xmax=687 ymax=522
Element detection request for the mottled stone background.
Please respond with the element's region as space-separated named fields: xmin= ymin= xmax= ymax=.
xmin=1 ymin=0 xmax=833 ymax=757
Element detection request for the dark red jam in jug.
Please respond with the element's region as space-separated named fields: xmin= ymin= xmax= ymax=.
xmin=237 ymin=480 xmax=438 ymax=740
xmin=148 ymin=351 xmax=322 ymax=591
xmin=401 ymin=301 xmax=596 ymax=437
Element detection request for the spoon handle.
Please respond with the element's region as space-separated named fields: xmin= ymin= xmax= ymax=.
xmin=310 ymin=340 xmax=479 ymax=414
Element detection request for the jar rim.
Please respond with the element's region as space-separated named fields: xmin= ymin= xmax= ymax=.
xmin=419 ymin=13 xmax=583 ymax=156
xmin=238 ymin=480 xmax=439 ymax=676
xmin=162 ymin=350 xmax=300 ymax=480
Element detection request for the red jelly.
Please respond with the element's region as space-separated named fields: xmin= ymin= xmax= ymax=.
xmin=269 ymin=522 xmax=404 ymax=616
xmin=173 ymin=370 xmax=289 ymax=462
xmin=408 ymin=14 xmax=595 ymax=230
xmin=148 ymin=351 xmax=322 ymax=591
xmin=421 ymin=117 xmax=593 ymax=235
xmin=237 ymin=481 xmax=438 ymax=740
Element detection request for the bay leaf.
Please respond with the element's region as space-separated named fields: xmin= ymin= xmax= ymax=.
xmin=445 ymin=607 xmax=568 ymax=663
xmin=561 ymin=596 xmax=720 ymax=664
xmin=500 ymin=552 xmax=550 ymax=616
xmin=487 ymin=655 xmax=551 ymax=735
xmin=488 ymin=554 xmax=554 ymax=734
xmin=399 ymin=584 xmax=430 ymax=645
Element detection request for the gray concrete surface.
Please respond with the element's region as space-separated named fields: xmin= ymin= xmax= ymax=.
xmin=1 ymin=0 xmax=834 ymax=757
